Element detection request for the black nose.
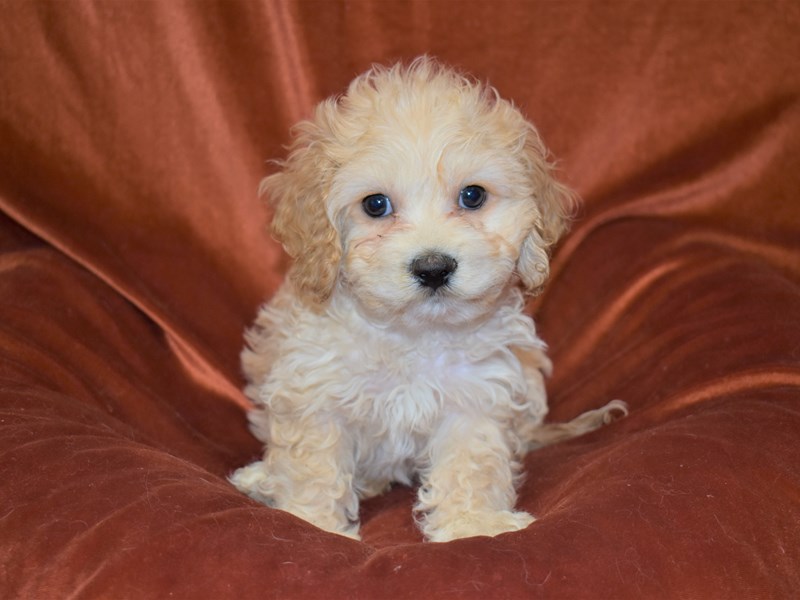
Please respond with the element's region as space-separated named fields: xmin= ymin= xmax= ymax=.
xmin=410 ymin=253 xmax=458 ymax=291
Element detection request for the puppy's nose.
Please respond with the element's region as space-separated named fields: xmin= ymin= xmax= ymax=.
xmin=410 ymin=253 xmax=458 ymax=291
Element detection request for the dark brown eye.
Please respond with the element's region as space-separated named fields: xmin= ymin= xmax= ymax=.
xmin=362 ymin=194 xmax=393 ymax=217
xmin=458 ymin=185 xmax=486 ymax=210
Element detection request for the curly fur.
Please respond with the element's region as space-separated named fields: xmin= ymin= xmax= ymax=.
xmin=231 ymin=58 xmax=625 ymax=542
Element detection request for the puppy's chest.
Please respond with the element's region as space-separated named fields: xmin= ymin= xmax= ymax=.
xmin=342 ymin=335 xmax=523 ymax=428
xmin=358 ymin=345 xmax=466 ymax=398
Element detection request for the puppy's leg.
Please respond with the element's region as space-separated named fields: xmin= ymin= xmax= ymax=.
xmin=230 ymin=416 xmax=360 ymax=539
xmin=416 ymin=414 xmax=533 ymax=543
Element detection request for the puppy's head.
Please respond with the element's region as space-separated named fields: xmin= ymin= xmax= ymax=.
xmin=264 ymin=58 xmax=576 ymax=325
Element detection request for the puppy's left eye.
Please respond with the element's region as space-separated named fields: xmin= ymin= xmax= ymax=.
xmin=458 ymin=185 xmax=487 ymax=210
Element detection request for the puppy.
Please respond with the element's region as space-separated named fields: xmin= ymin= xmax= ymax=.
xmin=231 ymin=58 xmax=625 ymax=542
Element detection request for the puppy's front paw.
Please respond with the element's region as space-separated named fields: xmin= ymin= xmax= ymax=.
xmin=425 ymin=510 xmax=535 ymax=543
xmin=230 ymin=461 xmax=275 ymax=506
xmin=230 ymin=460 xmax=362 ymax=541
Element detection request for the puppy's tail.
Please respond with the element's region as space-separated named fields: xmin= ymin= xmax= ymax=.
xmin=525 ymin=400 xmax=628 ymax=452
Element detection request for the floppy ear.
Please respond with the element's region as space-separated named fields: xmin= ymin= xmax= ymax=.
xmin=516 ymin=127 xmax=578 ymax=295
xmin=261 ymin=110 xmax=341 ymax=305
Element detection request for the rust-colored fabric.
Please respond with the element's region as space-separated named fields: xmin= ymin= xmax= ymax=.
xmin=2 ymin=1 xmax=799 ymax=597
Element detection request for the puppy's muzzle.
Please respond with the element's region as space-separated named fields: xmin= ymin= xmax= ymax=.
xmin=410 ymin=252 xmax=458 ymax=291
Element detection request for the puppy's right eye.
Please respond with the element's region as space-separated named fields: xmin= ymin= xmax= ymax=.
xmin=362 ymin=194 xmax=393 ymax=218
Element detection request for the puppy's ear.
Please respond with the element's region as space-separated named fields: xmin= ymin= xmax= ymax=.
xmin=516 ymin=127 xmax=578 ymax=295
xmin=262 ymin=107 xmax=341 ymax=304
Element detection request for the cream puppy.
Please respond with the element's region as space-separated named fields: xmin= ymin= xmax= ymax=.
xmin=231 ymin=58 xmax=625 ymax=542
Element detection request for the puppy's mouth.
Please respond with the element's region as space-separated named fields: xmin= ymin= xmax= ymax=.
xmin=421 ymin=285 xmax=450 ymax=297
